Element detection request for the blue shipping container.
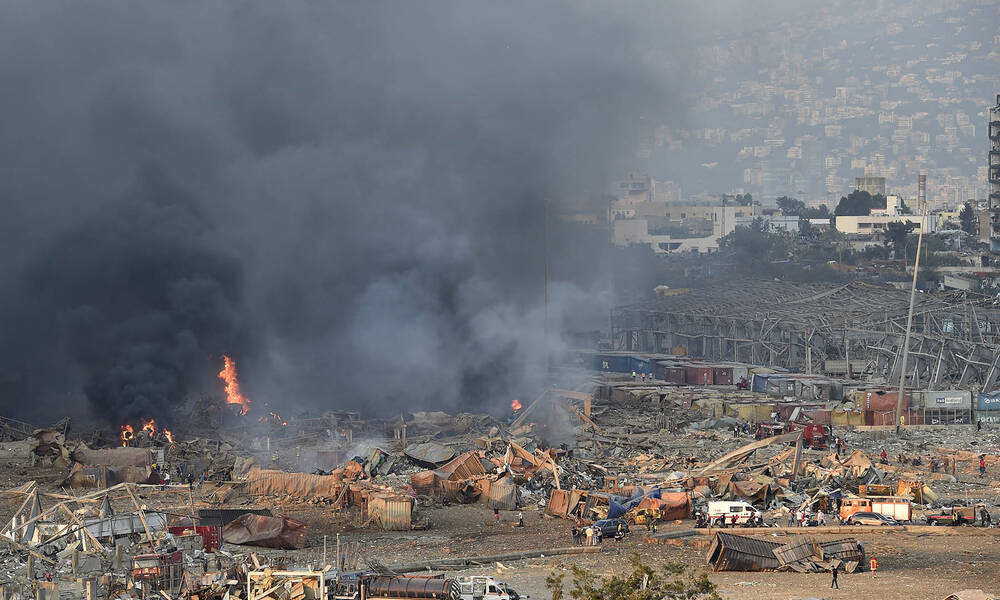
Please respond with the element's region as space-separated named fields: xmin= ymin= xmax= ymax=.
xmin=977 ymin=391 xmax=1000 ymax=411
xmin=596 ymin=354 xmax=630 ymax=373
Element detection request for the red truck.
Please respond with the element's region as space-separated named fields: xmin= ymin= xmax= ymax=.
xmin=785 ymin=422 xmax=830 ymax=450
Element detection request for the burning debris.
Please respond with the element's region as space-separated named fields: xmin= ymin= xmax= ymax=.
xmin=217 ymin=354 xmax=251 ymax=416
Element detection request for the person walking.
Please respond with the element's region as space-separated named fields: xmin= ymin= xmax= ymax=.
xmin=978 ymin=418 xmax=983 ymax=432
xmin=830 ymin=564 xmax=839 ymax=589
xmin=517 ymin=511 xmax=524 ymax=527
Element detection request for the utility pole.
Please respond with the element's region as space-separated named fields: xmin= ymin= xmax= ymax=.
xmin=895 ymin=211 xmax=926 ymax=433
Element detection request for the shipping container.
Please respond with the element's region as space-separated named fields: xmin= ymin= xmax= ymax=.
xmin=918 ymin=390 xmax=972 ymax=410
xmin=685 ymin=366 xmax=714 ymax=386
xmin=864 ymin=390 xmax=909 ymax=411
xmin=367 ymin=494 xmax=413 ymax=530
xmin=713 ymin=367 xmax=734 ymax=385
xmin=750 ymin=373 xmax=771 ymax=393
xmin=629 ymin=355 xmax=653 ymax=377
xmin=765 ymin=377 xmax=795 ymax=397
xmin=975 ymin=410 xmax=1000 ymax=424
xmin=865 ymin=410 xmax=896 ymax=426
xmin=728 ymin=364 xmax=750 ymax=384
xmin=977 ymin=391 xmax=1000 ymax=411
xmin=596 ymin=353 xmax=630 ymax=373
xmin=660 ymin=364 xmax=687 ymax=384
xmin=831 ymin=410 xmax=865 ymax=426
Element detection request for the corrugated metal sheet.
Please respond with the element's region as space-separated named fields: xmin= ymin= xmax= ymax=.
xmin=433 ymin=452 xmax=486 ymax=481
xmin=545 ymin=489 xmax=570 ymax=517
xmin=706 ymin=532 xmax=782 ymax=571
xmin=482 ymin=478 xmax=518 ymax=510
xmin=773 ymin=536 xmax=816 ymax=565
xmin=818 ymin=538 xmax=865 ymax=563
xmin=244 ymin=469 xmax=344 ymax=498
xmin=368 ymin=494 xmax=413 ymax=531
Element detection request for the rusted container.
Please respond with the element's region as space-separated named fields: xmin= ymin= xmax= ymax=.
xmin=685 ymin=366 xmax=714 ymax=386
xmin=410 ymin=471 xmax=437 ymax=496
xmin=713 ymin=367 xmax=733 ymax=385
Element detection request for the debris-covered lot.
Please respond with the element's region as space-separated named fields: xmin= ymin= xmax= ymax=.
xmin=1 ymin=364 xmax=998 ymax=598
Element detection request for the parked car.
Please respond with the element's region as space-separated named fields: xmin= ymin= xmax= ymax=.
xmin=593 ymin=518 xmax=629 ymax=538
xmin=847 ymin=512 xmax=898 ymax=526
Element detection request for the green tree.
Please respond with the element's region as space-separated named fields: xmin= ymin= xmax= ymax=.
xmin=719 ymin=217 xmax=791 ymax=262
xmin=959 ymin=202 xmax=978 ymax=236
xmin=777 ymin=196 xmax=807 ymax=216
xmin=734 ymin=193 xmax=753 ymax=206
xmin=546 ymin=553 xmax=721 ymax=600
xmin=834 ymin=190 xmax=885 ymax=216
xmin=884 ymin=221 xmax=916 ymax=259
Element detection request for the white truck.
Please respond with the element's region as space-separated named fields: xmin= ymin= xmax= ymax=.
xmin=707 ymin=500 xmax=762 ymax=527
xmin=456 ymin=576 xmax=518 ymax=600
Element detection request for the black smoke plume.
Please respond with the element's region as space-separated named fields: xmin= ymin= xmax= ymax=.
xmin=0 ymin=2 xmax=780 ymax=425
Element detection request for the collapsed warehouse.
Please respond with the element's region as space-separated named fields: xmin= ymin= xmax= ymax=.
xmin=611 ymin=280 xmax=1000 ymax=392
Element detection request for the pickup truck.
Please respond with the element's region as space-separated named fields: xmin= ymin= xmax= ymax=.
xmin=456 ymin=576 xmax=519 ymax=600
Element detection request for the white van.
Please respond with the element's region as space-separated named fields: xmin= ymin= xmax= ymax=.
xmin=707 ymin=500 xmax=761 ymax=526
xmin=456 ymin=576 xmax=514 ymax=600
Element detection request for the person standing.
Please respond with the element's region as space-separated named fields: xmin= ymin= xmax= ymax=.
xmin=980 ymin=507 xmax=992 ymax=527
xmin=493 ymin=507 xmax=500 ymax=525
xmin=977 ymin=419 xmax=983 ymax=432
xmin=571 ymin=526 xmax=579 ymax=545
xmin=869 ymin=556 xmax=879 ymax=578
xmin=980 ymin=456 xmax=987 ymax=476
xmin=830 ymin=564 xmax=839 ymax=589
xmin=632 ymin=371 xmax=637 ymax=382
xmin=517 ymin=511 xmax=524 ymax=527
xmin=817 ymin=510 xmax=825 ymax=526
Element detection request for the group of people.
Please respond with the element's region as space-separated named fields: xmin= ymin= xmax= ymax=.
xmin=570 ymin=523 xmax=602 ymax=546
xmin=631 ymin=370 xmax=656 ymax=382
xmin=787 ymin=509 xmax=826 ymax=527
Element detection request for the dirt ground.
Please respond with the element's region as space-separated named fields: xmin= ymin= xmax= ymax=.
xmin=2 ymin=465 xmax=995 ymax=600
xmin=275 ymin=503 xmax=1000 ymax=600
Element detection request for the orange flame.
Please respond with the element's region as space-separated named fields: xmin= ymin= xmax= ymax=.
xmin=163 ymin=429 xmax=174 ymax=443
xmin=217 ymin=355 xmax=251 ymax=415
xmin=259 ymin=411 xmax=288 ymax=427
xmin=511 ymin=399 xmax=522 ymax=411
xmin=120 ymin=424 xmax=134 ymax=447
xmin=141 ymin=418 xmax=156 ymax=435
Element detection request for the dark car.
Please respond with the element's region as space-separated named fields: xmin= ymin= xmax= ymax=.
xmin=593 ymin=518 xmax=630 ymax=538
xmin=847 ymin=512 xmax=898 ymax=526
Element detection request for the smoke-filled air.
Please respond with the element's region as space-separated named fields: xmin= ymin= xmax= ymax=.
xmin=0 ymin=1 xmax=824 ymax=427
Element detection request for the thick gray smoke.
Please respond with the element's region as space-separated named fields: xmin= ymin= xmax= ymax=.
xmin=0 ymin=2 xmax=779 ymax=426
